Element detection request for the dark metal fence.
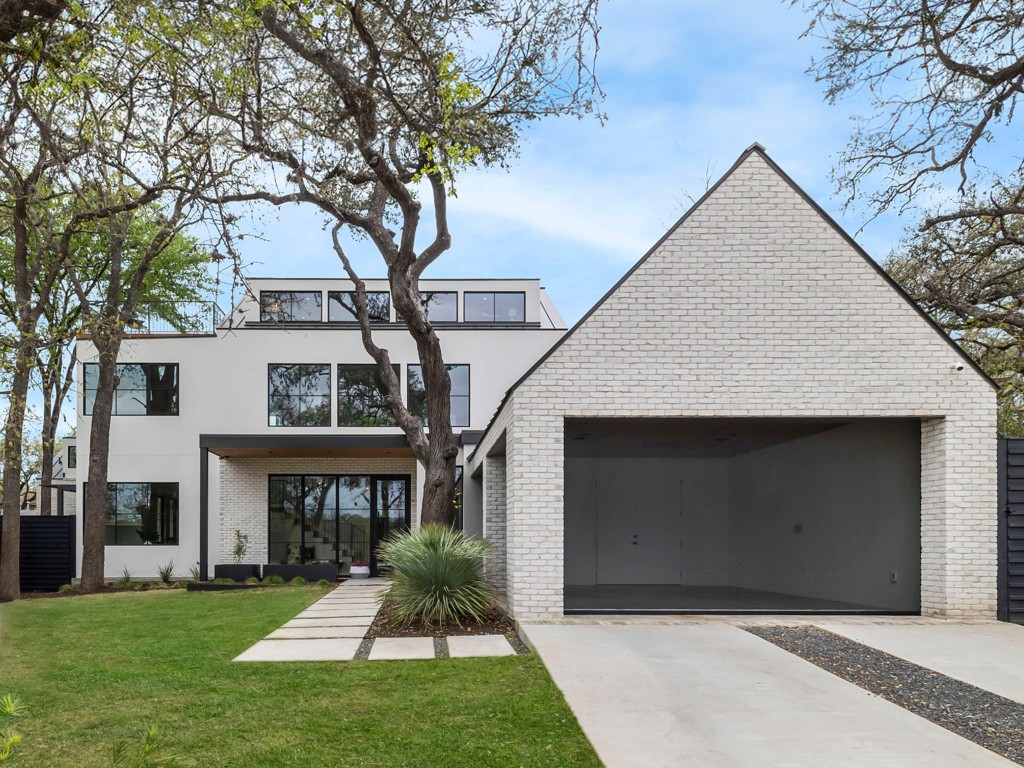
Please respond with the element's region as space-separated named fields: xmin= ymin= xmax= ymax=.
xmin=0 ymin=515 xmax=76 ymax=592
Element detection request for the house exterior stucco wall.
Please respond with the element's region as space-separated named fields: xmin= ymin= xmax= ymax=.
xmin=472 ymin=149 xmax=996 ymax=622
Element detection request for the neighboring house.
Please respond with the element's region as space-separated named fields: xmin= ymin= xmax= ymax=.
xmin=467 ymin=145 xmax=997 ymax=621
xmin=48 ymin=437 xmax=77 ymax=517
xmin=74 ymin=280 xmax=567 ymax=579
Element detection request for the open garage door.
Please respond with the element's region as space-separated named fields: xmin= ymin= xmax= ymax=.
xmin=564 ymin=418 xmax=921 ymax=614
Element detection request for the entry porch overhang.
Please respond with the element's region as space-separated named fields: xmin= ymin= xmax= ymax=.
xmin=199 ymin=433 xmax=415 ymax=459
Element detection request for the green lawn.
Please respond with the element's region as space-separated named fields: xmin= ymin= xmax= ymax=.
xmin=0 ymin=587 xmax=600 ymax=767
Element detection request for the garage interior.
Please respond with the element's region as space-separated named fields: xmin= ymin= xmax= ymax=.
xmin=564 ymin=418 xmax=922 ymax=614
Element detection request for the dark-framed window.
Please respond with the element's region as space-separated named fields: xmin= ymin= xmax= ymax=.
xmin=67 ymin=445 xmax=77 ymax=470
xmin=328 ymin=291 xmax=390 ymax=323
xmin=96 ymin=482 xmax=179 ymax=545
xmin=407 ymin=364 xmax=469 ymax=427
xmin=268 ymin=364 xmax=331 ymax=426
xmin=464 ymin=292 xmax=526 ymax=323
xmin=260 ymin=291 xmax=322 ymax=322
xmin=419 ymin=291 xmax=458 ymax=322
xmin=337 ymin=364 xmax=399 ymax=426
xmin=83 ymin=363 xmax=179 ymax=416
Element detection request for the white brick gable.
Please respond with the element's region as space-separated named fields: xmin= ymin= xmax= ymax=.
xmin=473 ymin=147 xmax=996 ymax=621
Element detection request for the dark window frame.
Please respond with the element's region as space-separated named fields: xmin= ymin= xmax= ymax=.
xmin=83 ymin=363 xmax=179 ymax=417
xmin=337 ymin=364 xmax=400 ymax=427
xmin=88 ymin=481 xmax=180 ymax=546
xmin=407 ymin=363 xmax=470 ymax=428
xmin=259 ymin=290 xmax=323 ymax=323
xmin=327 ymin=291 xmax=391 ymax=323
xmin=66 ymin=445 xmax=77 ymax=470
xmin=419 ymin=291 xmax=459 ymax=323
xmin=267 ymin=363 xmax=332 ymax=427
xmin=463 ymin=291 xmax=527 ymax=323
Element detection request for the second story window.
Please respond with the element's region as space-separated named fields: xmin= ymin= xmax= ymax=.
xmin=419 ymin=291 xmax=458 ymax=322
xmin=408 ymin=364 xmax=470 ymax=427
xmin=464 ymin=292 xmax=526 ymax=323
xmin=67 ymin=445 xmax=77 ymax=470
xmin=328 ymin=291 xmax=391 ymax=323
xmin=268 ymin=364 xmax=330 ymax=426
xmin=337 ymin=364 xmax=399 ymax=426
xmin=83 ymin=363 xmax=179 ymax=416
xmin=260 ymin=291 xmax=322 ymax=322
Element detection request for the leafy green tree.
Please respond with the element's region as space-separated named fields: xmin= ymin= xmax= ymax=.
xmin=158 ymin=0 xmax=604 ymax=524
xmin=798 ymin=0 xmax=1024 ymax=430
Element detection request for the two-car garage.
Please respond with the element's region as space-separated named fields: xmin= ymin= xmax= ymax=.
xmin=564 ymin=418 xmax=922 ymax=614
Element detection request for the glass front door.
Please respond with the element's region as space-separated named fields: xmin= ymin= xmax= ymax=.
xmin=268 ymin=474 xmax=410 ymax=576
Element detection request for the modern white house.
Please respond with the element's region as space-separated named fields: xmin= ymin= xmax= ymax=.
xmin=73 ymin=278 xmax=567 ymax=580
xmin=72 ymin=144 xmax=998 ymax=620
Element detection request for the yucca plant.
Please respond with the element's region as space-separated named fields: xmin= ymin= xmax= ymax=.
xmin=157 ymin=561 xmax=175 ymax=585
xmin=377 ymin=525 xmax=493 ymax=627
xmin=0 ymin=693 xmax=23 ymax=763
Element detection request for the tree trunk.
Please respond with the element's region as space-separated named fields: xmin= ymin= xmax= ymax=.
xmin=38 ymin=387 xmax=54 ymax=516
xmin=0 ymin=342 xmax=34 ymax=600
xmin=79 ymin=326 xmax=122 ymax=593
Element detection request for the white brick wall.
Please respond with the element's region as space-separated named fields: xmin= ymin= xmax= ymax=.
xmin=218 ymin=456 xmax=418 ymax=564
xmin=483 ymin=454 xmax=508 ymax=601
xmin=472 ymin=149 xmax=997 ymax=622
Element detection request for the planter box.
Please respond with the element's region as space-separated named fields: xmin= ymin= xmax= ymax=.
xmin=213 ymin=564 xmax=261 ymax=582
xmin=262 ymin=564 xmax=337 ymax=582
xmin=187 ymin=582 xmax=266 ymax=592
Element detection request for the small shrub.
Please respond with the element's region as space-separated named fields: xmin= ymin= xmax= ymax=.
xmin=377 ymin=525 xmax=493 ymax=627
xmin=316 ymin=579 xmax=331 ymax=587
xmin=245 ymin=576 xmax=260 ymax=585
xmin=263 ymin=574 xmax=285 ymax=585
xmin=157 ymin=561 xmax=175 ymax=584
xmin=211 ymin=577 xmax=235 ymax=585
xmin=117 ymin=567 xmax=134 ymax=588
xmin=0 ymin=693 xmax=24 ymax=763
xmin=232 ymin=530 xmax=249 ymax=564
xmin=289 ymin=576 xmax=307 ymax=586
xmin=187 ymin=562 xmax=202 ymax=582
xmin=57 ymin=584 xmax=77 ymax=594
xmin=110 ymin=724 xmax=177 ymax=767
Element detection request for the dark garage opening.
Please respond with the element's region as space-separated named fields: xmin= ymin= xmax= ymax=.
xmin=564 ymin=418 xmax=922 ymax=614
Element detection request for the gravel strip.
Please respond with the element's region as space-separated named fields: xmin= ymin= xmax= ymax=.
xmin=433 ymin=636 xmax=450 ymax=659
xmin=353 ymin=637 xmax=374 ymax=661
xmin=746 ymin=625 xmax=1024 ymax=765
xmin=506 ymin=630 xmax=530 ymax=656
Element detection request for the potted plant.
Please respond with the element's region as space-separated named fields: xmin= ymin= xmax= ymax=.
xmin=350 ymin=560 xmax=370 ymax=579
xmin=213 ymin=530 xmax=261 ymax=581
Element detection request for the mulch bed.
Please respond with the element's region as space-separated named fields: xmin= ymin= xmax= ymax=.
xmin=367 ymin=598 xmax=517 ymax=640
xmin=746 ymin=625 xmax=1024 ymax=766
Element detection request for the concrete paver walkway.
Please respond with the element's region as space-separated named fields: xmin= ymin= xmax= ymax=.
xmin=234 ymin=579 xmax=389 ymax=662
xmin=523 ymin=622 xmax=1015 ymax=768
xmin=234 ymin=578 xmax=519 ymax=661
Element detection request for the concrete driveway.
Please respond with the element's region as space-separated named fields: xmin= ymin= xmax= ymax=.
xmin=523 ymin=621 xmax=1022 ymax=768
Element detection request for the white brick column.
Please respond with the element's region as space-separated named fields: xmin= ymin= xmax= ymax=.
xmin=482 ymin=455 xmax=507 ymax=601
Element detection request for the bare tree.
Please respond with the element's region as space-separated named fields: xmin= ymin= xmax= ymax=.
xmin=160 ymin=0 xmax=603 ymax=525
xmin=798 ymin=0 xmax=1024 ymax=428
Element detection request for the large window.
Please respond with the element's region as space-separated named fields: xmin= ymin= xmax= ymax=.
xmin=337 ymin=364 xmax=399 ymax=426
xmin=83 ymin=363 xmax=178 ymax=416
xmin=103 ymin=482 xmax=179 ymax=545
xmin=464 ymin=292 xmax=526 ymax=323
xmin=407 ymin=364 xmax=470 ymax=427
xmin=328 ymin=291 xmax=391 ymax=323
xmin=260 ymin=291 xmax=322 ymax=322
xmin=419 ymin=291 xmax=458 ymax=322
xmin=268 ymin=364 xmax=331 ymax=426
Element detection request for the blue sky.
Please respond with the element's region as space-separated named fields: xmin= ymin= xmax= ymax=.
xmin=53 ymin=0 xmax=897 ymax=443
xmin=230 ymin=0 xmax=904 ymax=325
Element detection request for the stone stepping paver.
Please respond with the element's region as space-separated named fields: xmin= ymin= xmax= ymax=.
xmin=285 ymin=617 xmax=374 ymax=627
xmin=447 ymin=635 xmax=517 ymax=658
xmin=368 ymin=637 xmax=436 ymax=660
xmin=267 ymin=626 xmax=368 ymax=639
xmin=234 ymin=638 xmax=363 ymax=662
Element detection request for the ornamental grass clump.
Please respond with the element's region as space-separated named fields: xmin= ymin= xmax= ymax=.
xmin=377 ymin=525 xmax=492 ymax=627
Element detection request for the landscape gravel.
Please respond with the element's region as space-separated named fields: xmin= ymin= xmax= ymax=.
xmin=746 ymin=625 xmax=1024 ymax=766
